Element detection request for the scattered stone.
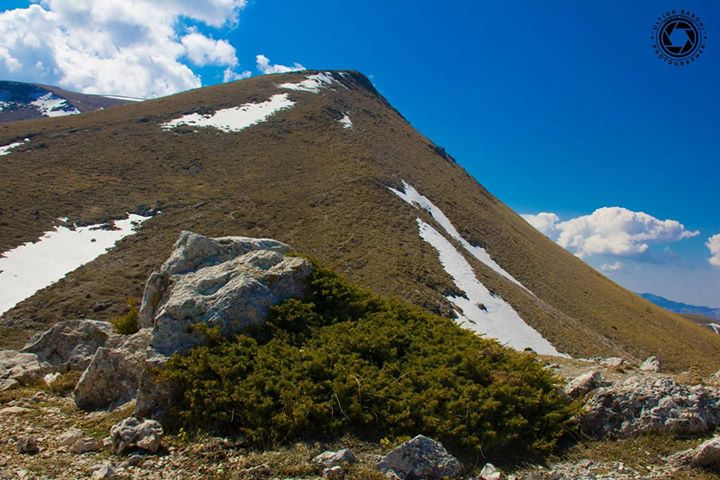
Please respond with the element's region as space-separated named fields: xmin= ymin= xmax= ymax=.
xmin=0 ymin=406 xmax=31 ymax=415
xmin=92 ymin=301 xmax=113 ymax=312
xmin=564 ymin=370 xmax=606 ymax=399
xmin=43 ymin=372 xmax=62 ymax=386
xmin=599 ymin=357 xmax=625 ymax=368
xmin=57 ymin=428 xmax=85 ymax=447
xmin=322 ymin=465 xmax=345 ymax=479
xmin=119 ymin=454 xmax=146 ymax=469
xmin=17 ymin=436 xmax=39 ymax=454
xmin=480 ymin=462 xmax=502 ymax=480
xmin=581 ymin=376 xmax=720 ymax=437
xmin=670 ymin=436 xmax=720 ymax=470
xmin=639 ymin=356 xmax=661 ymax=372
xmin=110 ymin=417 xmax=163 ymax=454
xmin=313 ymin=448 xmax=358 ymax=468
xmin=377 ymin=435 xmax=463 ymax=479
xmin=91 ymin=463 xmax=116 ymax=479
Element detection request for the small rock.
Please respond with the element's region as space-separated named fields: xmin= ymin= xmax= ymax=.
xmin=110 ymin=417 xmax=163 ymax=454
xmin=57 ymin=428 xmax=84 ymax=447
xmin=600 ymin=357 xmax=625 ymax=368
xmin=639 ymin=356 xmax=661 ymax=372
xmin=671 ymin=436 xmax=720 ymax=470
xmin=0 ymin=406 xmax=31 ymax=415
xmin=480 ymin=462 xmax=502 ymax=480
xmin=313 ymin=448 xmax=358 ymax=468
xmin=92 ymin=463 xmax=116 ymax=479
xmin=43 ymin=372 xmax=62 ymax=386
xmin=377 ymin=435 xmax=463 ymax=479
xmin=323 ymin=465 xmax=345 ymax=479
xmin=17 ymin=436 xmax=39 ymax=454
xmin=71 ymin=437 xmax=102 ymax=454
xmin=119 ymin=454 xmax=145 ymax=469
xmin=564 ymin=370 xmax=605 ymax=399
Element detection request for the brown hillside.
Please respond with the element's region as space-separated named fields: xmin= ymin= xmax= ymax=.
xmin=1 ymin=70 xmax=718 ymax=371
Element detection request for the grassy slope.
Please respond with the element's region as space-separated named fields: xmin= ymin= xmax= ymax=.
xmin=1 ymin=71 xmax=718 ymax=371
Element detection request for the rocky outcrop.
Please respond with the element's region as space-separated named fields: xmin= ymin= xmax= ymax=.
xmin=581 ymin=376 xmax=720 ymax=438
xmin=73 ymin=347 xmax=145 ymax=410
xmin=139 ymin=231 xmax=313 ymax=355
xmin=377 ymin=435 xmax=463 ymax=479
xmin=21 ymin=319 xmax=119 ymax=369
xmin=110 ymin=417 xmax=163 ymax=455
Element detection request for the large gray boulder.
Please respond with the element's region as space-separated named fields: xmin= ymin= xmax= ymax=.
xmin=139 ymin=231 xmax=313 ymax=355
xmin=22 ymin=319 xmax=119 ymax=370
xmin=377 ymin=435 xmax=463 ymax=479
xmin=73 ymin=347 xmax=144 ymax=410
xmin=581 ymin=376 xmax=720 ymax=438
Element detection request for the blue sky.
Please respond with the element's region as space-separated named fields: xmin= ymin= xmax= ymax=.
xmin=1 ymin=0 xmax=718 ymax=305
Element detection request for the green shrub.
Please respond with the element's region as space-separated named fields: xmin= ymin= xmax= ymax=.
xmin=160 ymin=264 xmax=576 ymax=458
xmin=112 ymin=298 xmax=140 ymax=335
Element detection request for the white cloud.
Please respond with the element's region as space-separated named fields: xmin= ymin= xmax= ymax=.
xmin=0 ymin=0 xmax=247 ymax=98
xmin=222 ymin=68 xmax=251 ymax=82
xmin=708 ymin=234 xmax=720 ymax=267
xmin=600 ymin=261 xmax=624 ymax=272
xmin=181 ymin=31 xmax=237 ymax=67
xmin=256 ymin=54 xmax=304 ymax=74
xmin=523 ymin=207 xmax=699 ymax=257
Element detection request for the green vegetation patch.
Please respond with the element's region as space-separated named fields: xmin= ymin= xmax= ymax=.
xmin=111 ymin=298 xmax=140 ymax=335
xmin=160 ymin=263 xmax=576 ymax=458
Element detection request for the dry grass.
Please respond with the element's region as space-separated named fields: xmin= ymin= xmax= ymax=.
xmin=0 ymin=71 xmax=719 ymax=372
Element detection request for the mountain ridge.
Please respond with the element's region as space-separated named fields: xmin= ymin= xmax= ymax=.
xmin=1 ymin=69 xmax=719 ymax=371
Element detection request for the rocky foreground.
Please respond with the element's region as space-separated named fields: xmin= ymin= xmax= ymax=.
xmin=2 ymin=232 xmax=720 ymax=479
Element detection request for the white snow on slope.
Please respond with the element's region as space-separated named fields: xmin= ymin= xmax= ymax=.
xmin=161 ymin=94 xmax=294 ymax=133
xmin=0 ymin=141 xmax=25 ymax=156
xmin=0 ymin=214 xmax=150 ymax=317
xmin=30 ymin=93 xmax=80 ymax=117
xmin=339 ymin=113 xmax=352 ymax=129
xmin=278 ymin=72 xmax=338 ymax=93
xmin=417 ymin=219 xmax=561 ymax=355
xmin=103 ymin=95 xmax=144 ymax=102
xmin=389 ymin=180 xmax=530 ymax=291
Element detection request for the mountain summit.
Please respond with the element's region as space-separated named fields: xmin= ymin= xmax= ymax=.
xmin=0 ymin=70 xmax=718 ymax=370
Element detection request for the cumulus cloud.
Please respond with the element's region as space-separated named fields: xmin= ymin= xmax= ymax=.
xmin=222 ymin=68 xmax=251 ymax=82
xmin=0 ymin=0 xmax=247 ymax=98
xmin=523 ymin=207 xmax=699 ymax=258
xmin=600 ymin=261 xmax=624 ymax=272
xmin=256 ymin=54 xmax=305 ymax=74
xmin=708 ymin=234 xmax=720 ymax=267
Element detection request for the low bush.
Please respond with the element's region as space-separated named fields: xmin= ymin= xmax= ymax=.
xmin=160 ymin=263 xmax=576 ymax=458
xmin=111 ymin=298 xmax=140 ymax=335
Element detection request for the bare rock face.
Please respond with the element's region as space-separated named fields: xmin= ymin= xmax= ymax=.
xmin=377 ymin=435 xmax=463 ymax=479
xmin=139 ymin=231 xmax=313 ymax=355
xmin=581 ymin=376 xmax=720 ymax=438
xmin=22 ymin=319 xmax=119 ymax=369
xmin=109 ymin=417 xmax=163 ymax=454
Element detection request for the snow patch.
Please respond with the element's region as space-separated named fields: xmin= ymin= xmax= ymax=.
xmin=417 ymin=219 xmax=561 ymax=355
xmin=103 ymin=95 xmax=144 ymax=102
xmin=339 ymin=113 xmax=352 ymax=129
xmin=709 ymin=323 xmax=720 ymax=335
xmin=161 ymin=93 xmax=294 ymax=133
xmin=278 ymin=72 xmax=338 ymax=93
xmin=0 ymin=141 xmax=26 ymax=156
xmin=389 ymin=180 xmax=530 ymax=291
xmin=0 ymin=214 xmax=151 ymax=317
xmin=30 ymin=93 xmax=80 ymax=117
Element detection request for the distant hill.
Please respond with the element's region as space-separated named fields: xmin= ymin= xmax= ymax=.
xmin=0 ymin=81 xmax=138 ymax=123
xmin=640 ymin=293 xmax=720 ymax=320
